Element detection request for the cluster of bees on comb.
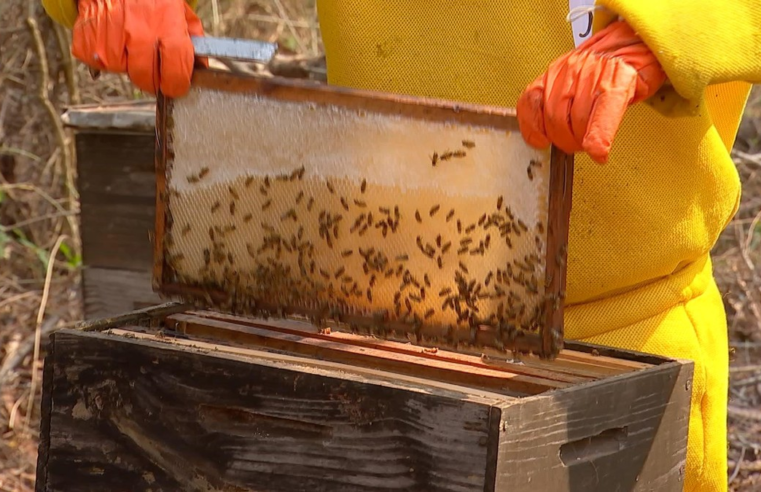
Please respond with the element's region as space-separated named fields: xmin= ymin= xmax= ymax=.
xmin=163 ymin=144 xmax=557 ymax=348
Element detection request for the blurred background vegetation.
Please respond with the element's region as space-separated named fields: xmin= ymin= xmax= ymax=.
xmin=0 ymin=1 xmax=759 ymax=490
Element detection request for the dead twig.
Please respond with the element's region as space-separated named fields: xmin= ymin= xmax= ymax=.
xmin=25 ymin=13 xmax=81 ymax=253
xmin=0 ymin=315 xmax=60 ymax=385
xmin=24 ymin=234 xmax=68 ymax=433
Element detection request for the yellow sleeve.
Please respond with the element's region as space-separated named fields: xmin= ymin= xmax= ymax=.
xmin=595 ymin=0 xmax=761 ymax=102
xmin=42 ymin=0 xmax=199 ymax=29
xmin=41 ymin=0 xmax=78 ymax=28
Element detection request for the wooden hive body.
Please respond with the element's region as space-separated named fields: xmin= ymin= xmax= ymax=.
xmin=36 ymin=303 xmax=693 ymax=492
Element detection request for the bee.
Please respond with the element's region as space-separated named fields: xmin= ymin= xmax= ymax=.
xmin=291 ymin=165 xmax=305 ymax=181
xmin=440 ymin=151 xmax=454 ymax=161
xmin=326 ymin=180 xmax=335 ymax=194
xmin=459 ymin=261 xmax=469 ymax=274
xmin=527 ymin=166 xmax=534 ymax=180
xmin=245 ymin=175 xmax=255 ymax=187
xmin=457 ymin=219 xmax=462 ymax=234
xmin=228 ymin=186 xmax=239 ymax=200
xmin=367 ymin=288 xmax=373 ymax=302
xmin=187 ymin=175 xmax=200 ymax=184
xmin=396 ymin=254 xmax=409 ymax=262
xmin=446 ymin=209 xmax=455 ymax=222
xmin=262 ymin=199 xmax=272 ymax=211
xmin=296 ymin=191 xmax=304 ymax=204
xmin=354 ymin=199 xmax=367 ymax=208
xmin=424 ymin=309 xmax=435 ymax=320
xmin=429 ymin=204 xmax=440 ymax=217
xmin=198 ymin=167 xmax=210 ymax=179
xmin=439 ymin=287 xmax=452 ymax=297
xmin=452 ymin=150 xmax=466 ymax=158
xmin=441 ymin=241 xmax=452 ymax=254
xmin=537 ymin=222 xmax=545 ymax=234
xmin=462 ymin=140 xmax=475 ymax=149
xmin=361 ymin=179 xmax=367 ymax=193
xmin=264 ymin=176 xmax=271 ymax=188
xmin=243 ymin=213 xmax=253 ymax=223
xmin=415 ymin=210 xmax=422 ymax=223
xmin=334 ymin=266 xmax=345 ymax=279
xmin=342 ymin=249 xmax=353 ymax=258
xmin=437 ymin=256 xmax=443 ymax=269
xmin=340 ymin=197 xmax=350 ymax=211
xmin=431 ymin=152 xmax=439 ymax=167
xmin=211 ymin=201 xmax=221 ymax=213
xmin=203 ymin=248 xmax=211 ymax=265
xmin=497 ymin=196 xmax=503 ymax=210
xmin=307 ymin=197 xmax=315 ymax=211
xmin=229 ymin=201 xmax=236 ymax=215
xmin=424 ymin=274 xmax=431 ymax=288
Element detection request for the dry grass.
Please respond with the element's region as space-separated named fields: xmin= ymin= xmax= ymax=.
xmin=0 ymin=1 xmax=759 ymax=491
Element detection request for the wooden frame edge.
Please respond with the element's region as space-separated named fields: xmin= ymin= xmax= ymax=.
xmin=542 ymin=148 xmax=574 ymax=358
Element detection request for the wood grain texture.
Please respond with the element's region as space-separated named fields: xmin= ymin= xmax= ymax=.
xmin=82 ymin=268 xmax=165 ymax=320
xmin=75 ymin=132 xmax=156 ymax=272
xmin=542 ymin=147 xmax=574 ymax=356
xmin=493 ymin=359 xmax=693 ymax=492
xmin=39 ymin=329 xmax=502 ymax=492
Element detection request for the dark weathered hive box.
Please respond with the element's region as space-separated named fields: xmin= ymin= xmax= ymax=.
xmin=36 ymin=303 xmax=693 ymax=492
xmin=62 ymin=101 xmax=163 ymax=318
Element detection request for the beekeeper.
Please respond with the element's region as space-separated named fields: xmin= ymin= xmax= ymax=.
xmin=42 ymin=1 xmax=759 ymax=490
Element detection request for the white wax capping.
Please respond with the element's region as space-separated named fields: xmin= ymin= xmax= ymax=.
xmin=171 ymin=87 xmax=551 ymax=226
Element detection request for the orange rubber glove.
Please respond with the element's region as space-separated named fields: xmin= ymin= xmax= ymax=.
xmin=72 ymin=0 xmax=205 ymax=98
xmin=516 ymin=20 xmax=667 ymax=163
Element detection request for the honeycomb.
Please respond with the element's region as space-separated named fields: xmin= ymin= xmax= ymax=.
xmin=161 ymin=86 xmax=554 ymax=345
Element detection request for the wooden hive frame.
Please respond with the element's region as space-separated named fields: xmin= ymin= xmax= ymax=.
xmin=152 ymin=67 xmax=574 ymax=360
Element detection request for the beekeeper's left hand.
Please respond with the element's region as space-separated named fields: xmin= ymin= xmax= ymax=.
xmin=516 ymin=20 xmax=667 ymax=163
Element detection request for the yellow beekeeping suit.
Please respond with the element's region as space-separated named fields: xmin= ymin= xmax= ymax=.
xmin=43 ymin=1 xmax=761 ymax=490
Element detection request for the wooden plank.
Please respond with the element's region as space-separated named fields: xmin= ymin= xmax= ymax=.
xmin=75 ymin=133 xmax=156 ymax=272
xmin=40 ymin=329 xmax=503 ymax=492
xmin=182 ymin=310 xmax=596 ymax=385
xmin=62 ymin=101 xmax=156 ymax=132
xmin=81 ymin=268 xmax=165 ymax=320
xmin=542 ymin=147 xmax=573 ymax=355
xmin=167 ymin=313 xmax=568 ymax=395
xmin=192 ymin=69 xmax=522 ymax=132
xmin=493 ymin=358 xmax=693 ymax=492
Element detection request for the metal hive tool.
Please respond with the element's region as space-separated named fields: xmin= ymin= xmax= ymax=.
xmin=153 ymin=46 xmax=574 ymax=360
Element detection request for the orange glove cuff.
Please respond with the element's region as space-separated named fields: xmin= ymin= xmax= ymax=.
xmin=517 ymin=20 xmax=667 ymax=163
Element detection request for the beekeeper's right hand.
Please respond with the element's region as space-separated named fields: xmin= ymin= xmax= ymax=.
xmin=72 ymin=0 xmax=205 ymax=97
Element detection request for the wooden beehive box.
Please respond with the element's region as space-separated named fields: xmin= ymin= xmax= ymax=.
xmin=62 ymin=101 xmax=163 ymax=318
xmin=37 ymin=303 xmax=692 ymax=492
